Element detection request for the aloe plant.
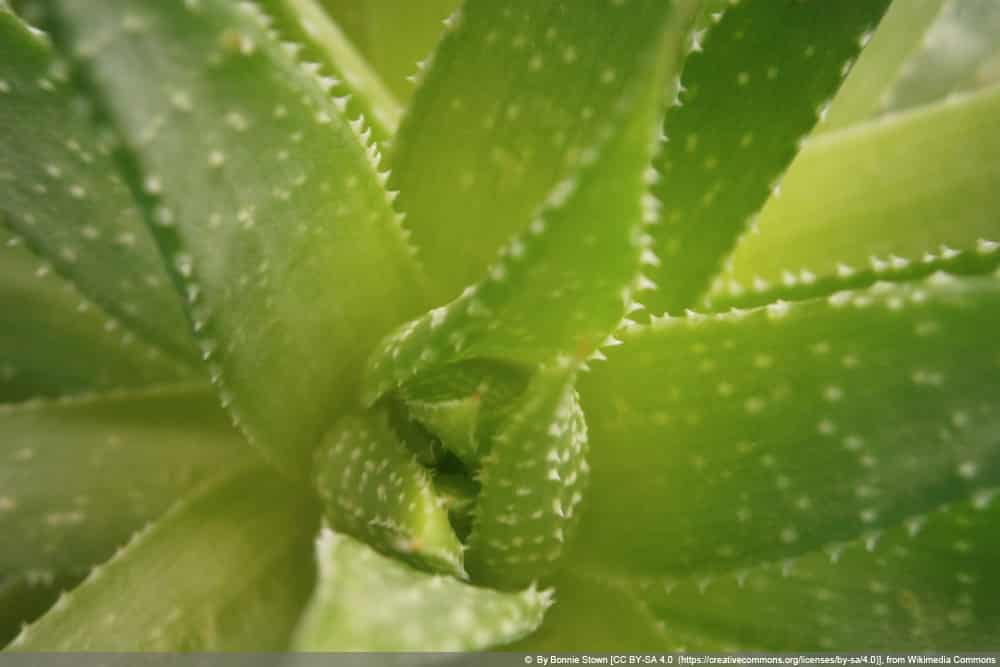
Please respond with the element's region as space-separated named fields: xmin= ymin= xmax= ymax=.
xmin=2 ymin=0 xmax=999 ymax=653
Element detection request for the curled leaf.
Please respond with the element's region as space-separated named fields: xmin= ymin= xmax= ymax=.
xmin=293 ymin=527 xmax=551 ymax=651
xmin=313 ymin=410 xmax=465 ymax=578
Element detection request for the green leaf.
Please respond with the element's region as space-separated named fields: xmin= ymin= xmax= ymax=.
xmin=612 ymin=489 xmax=1000 ymax=651
xmin=49 ymin=0 xmax=429 ymax=476
xmin=882 ymin=0 xmax=1000 ymax=114
xmin=363 ymin=1 xmax=697 ymax=407
xmin=0 ymin=227 xmax=191 ymax=403
xmin=0 ymin=383 xmax=246 ymax=579
xmin=0 ymin=574 xmax=78 ymax=648
xmin=6 ymin=468 xmax=316 ymax=651
xmin=822 ymin=0 xmax=947 ymax=131
xmin=466 ymin=363 xmax=589 ymax=590
xmin=644 ymin=0 xmax=891 ymax=314
xmin=254 ymin=0 xmax=401 ymax=144
xmin=572 ymin=273 xmax=1000 ymax=576
xmin=710 ymin=84 xmax=1000 ymax=310
xmin=388 ymin=0 xmax=698 ymax=304
xmin=0 ymin=7 xmax=196 ymax=363
xmin=511 ymin=571 xmax=747 ymax=652
xmin=314 ymin=410 xmax=466 ymax=578
xmin=317 ymin=0 xmax=459 ymax=104
xmin=292 ymin=527 xmax=551 ymax=651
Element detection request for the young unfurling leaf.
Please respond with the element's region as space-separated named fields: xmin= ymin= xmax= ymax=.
xmin=313 ymin=410 xmax=465 ymax=578
xmin=467 ymin=364 xmax=589 ymax=590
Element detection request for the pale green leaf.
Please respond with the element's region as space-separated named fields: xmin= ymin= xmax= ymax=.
xmin=292 ymin=527 xmax=550 ymax=651
xmin=255 ymin=0 xmax=401 ymax=143
xmin=49 ymin=0 xmax=429 ymax=475
xmin=388 ymin=0 xmax=698 ymax=304
xmin=0 ymin=7 xmax=195 ymax=363
xmin=883 ymin=0 xmax=1000 ymax=114
xmin=317 ymin=0 xmax=458 ymax=104
xmin=711 ymin=84 xmax=1000 ymax=310
xmin=0 ymin=227 xmax=191 ymax=403
xmin=822 ymin=0 xmax=947 ymax=131
xmin=6 ymin=468 xmax=316 ymax=651
xmin=644 ymin=0 xmax=891 ymax=314
xmin=572 ymin=273 xmax=1000 ymax=576
xmin=612 ymin=489 xmax=1000 ymax=651
xmin=0 ymin=383 xmax=246 ymax=579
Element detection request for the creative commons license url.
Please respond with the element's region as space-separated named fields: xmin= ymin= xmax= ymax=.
xmin=522 ymin=657 xmax=999 ymax=666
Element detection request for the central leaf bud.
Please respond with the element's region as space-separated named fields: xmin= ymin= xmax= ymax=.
xmin=314 ymin=352 xmax=589 ymax=590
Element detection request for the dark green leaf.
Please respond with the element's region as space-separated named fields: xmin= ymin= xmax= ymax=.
xmin=645 ymin=0 xmax=891 ymax=314
xmin=0 ymin=227 xmax=191 ymax=403
xmin=0 ymin=7 xmax=196 ymax=362
xmin=49 ymin=0 xmax=429 ymax=476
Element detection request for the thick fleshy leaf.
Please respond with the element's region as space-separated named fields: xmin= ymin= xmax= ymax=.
xmin=710 ymin=84 xmax=1000 ymax=310
xmin=822 ymin=0 xmax=947 ymax=131
xmin=644 ymin=0 xmax=891 ymax=314
xmin=0 ymin=228 xmax=190 ymax=403
xmin=0 ymin=8 xmax=195 ymax=363
xmin=293 ymin=527 xmax=551 ymax=651
xmin=6 ymin=468 xmax=316 ymax=651
xmin=467 ymin=364 xmax=589 ymax=590
xmin=0 ymin=574 xmax=77 ymax=648
xmin=611 ymin=489 xmax=1000 ymax=651
xmin=395 ymin=359 xmax=532 ymax=467
xmin=317 ymin=0 xmax=458 ymax=104
xmin=363 ymin=3 xmax=694 ymax=406
xmin=0 ymin=383 xmax=246 ymax=578
xmin=313 ymin=410 xmax=466 ymax=578
xmin=883 ymin=0 xmax=1000 ymax=114
xmin=572 ymin=273 xmax=1000 ymax=576
xmin=50 ymin=0 xmax=428 ymax=476
xmin=388 ymin=0 xmax=698 ymax=304
xmin=512 ymin=571 xmax=746 ymax=652
xmin=255 ymin=0 xmax=401 ymax=143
